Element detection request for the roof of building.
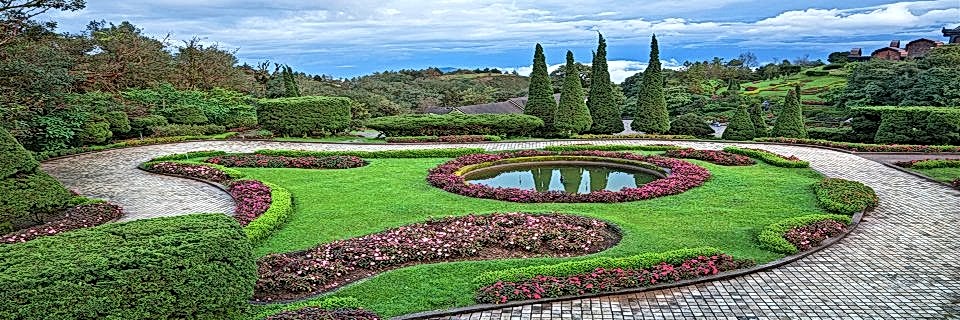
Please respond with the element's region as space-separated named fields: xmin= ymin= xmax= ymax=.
xmin=848 ymin=48 xmax=863 ymax=57
xmin=905 ymin=38 xmax=944 ymax=46
xmin=889 ymin=40 xmax=901 ymax=48
xmin=872 ymin=46 xmax=908 ymax=57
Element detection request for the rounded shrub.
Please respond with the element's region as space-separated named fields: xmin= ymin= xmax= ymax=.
xmin=0 ymin=127 xmax=39 ymax=178
xmin=103 ymin=111 xmax=131 ymax=134
xmin=0 ymin=127 xmax=72 ymax=231
xmin=668 ymin=113 xmax=715 ymax=138
xmin=757 ymin=214 xmax=851 ymax=254
xmin=76 ymin=121 xmax=112 ymax=144
xmin=813 ymin=178 xmax=878 ymax=215
xmin=257 ymin=96 xmax=352 ymax=137
xmin=365 ymin=114 xmax=544 ymax=137
xmin=164 ymin=104 xmax=209 ymax=124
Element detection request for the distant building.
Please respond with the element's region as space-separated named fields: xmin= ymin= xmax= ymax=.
xmin=944 ymin=26 xmax=960 ymax=44
xmin=905 ymin=38 xmax=943 ymax=58
xmin=847 ymin=28 xmax=952 ymax=62
xmin=847 ymin=48 xmax=870 ymax=62
xmin=421 ymin=94 xmax=562 ymax=115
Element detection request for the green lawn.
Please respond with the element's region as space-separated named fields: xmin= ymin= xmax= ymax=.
xmin=238 ymin=152 xmax=831 ymax=318
xmin=912 ymin=167 xmax=960 ymax=184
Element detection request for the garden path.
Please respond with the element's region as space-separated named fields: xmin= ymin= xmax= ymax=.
xmin=41 ymin=140 xmax=960 ymax=319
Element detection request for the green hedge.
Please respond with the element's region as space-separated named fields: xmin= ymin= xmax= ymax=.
xmin=757 ymin=214 xmax=852 ymax=254
xmin=723 ymin=146 xmax=810 ymax=168
xmin=149 ymin=124 xmax=226 ymax=137
xmin=814 ymin=178 xmax=878 ymax=215
xmin=31 ymin=133 xmax=238 ymax=161
xmin=149 ymin=150 xmax=229 ymax=162
xmin=1 ymin=127 xmax=39 ymax=178
xmin=252 ymin=297 xmax=363 ymax=319
xmin=806 ymin=127 xmax=852 ymax=142
xmin=472 ymin=247 xmax=723 ymax=288
xmin=543 ymin=144 xmax=682 ymax=152
xmin=1 ymin=128 xmax=72 ymax=232
xmin=902 ymin=159 xmax=960 ymax=169
xmin=851 ymin=106 xmax=960 ymax=145
xmin=256 ymin=148 xmax=485 ymax=159
xmin=0 ymin=214 xmax=257 ymax=319
xmin=572 ymin=133 xmax=697 ymax=140
xmin=365 ymin=114 xmax=544 ymax=137
xmin=257 ymin=96 xmax=352 ymax=137
xmin=244 ymin=181 xmax=294 ymax=244
xmin=752 ymin=137 xmax=960 ymax=153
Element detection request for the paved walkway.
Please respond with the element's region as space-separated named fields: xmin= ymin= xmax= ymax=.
xmin=41 ymin=140 xmax=960 ymax=318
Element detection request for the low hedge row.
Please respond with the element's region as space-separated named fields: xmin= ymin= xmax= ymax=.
xmin=813 ymin=178 xmax=879 ymax=215
xmin=366 ymin=114 xmax=544 ymax=137
xmin=757 ymin=214 xmax=851 ymax=254
xmin=663 ymin=148 xmax=756 ymax=166
xmin=256 ymin=148 xmax=485 ymax=159
xmin=572 ymin=133 xmax=697 ymax=140
xmin=31 ymin=132 xmax=238 ymax=161
xmin=385 ymin=135 xmax=502 ymax=143
xmin=543 ymin=144 xmax=683 ymax=152
xmin=723 ymin=146 xmax=810 ymax=168
xmin=257 ymin=96 xmax=353 ymax=137
xmin=0 ymin=214 xmax=256 ymax=319
xmin=253 ymin=297 xmax=363 ymax=319
xmin=149 ymin=150 xmax=228 ymax=162
xmin=244 ymin=181 xmax=293 ymax=244
xmin=753 ymin=137 xmax=960 ymax=153
xmin=895 ymin=158 xmax=960 ymax=169
xmin=472 ymin=247 xmax=724 ymax=287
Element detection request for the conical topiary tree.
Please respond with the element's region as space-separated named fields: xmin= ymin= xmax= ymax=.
xmin=722 ymin=105 xmax=756 ymax=140
xmin=282 ymin=65 xmax=301 ymax=97
xmin=0 ymin=127 xmax=73 ymax=233
xmin=586 ymin=33 xmax=623 ymax=134
xmin=555 ymin=51 xmax=592 ymax=135
xmin=524 ymin=43 xmax=557 ymax=136
xmin=749 ymin=103 xmax=767 ymax=137
xmin=631 ymin=34 xmax=669 ymax=134
xmin=771 ymin=89 xmax=808 ymax=138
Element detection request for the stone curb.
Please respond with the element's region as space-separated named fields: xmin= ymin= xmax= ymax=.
xmin=877 ymin=162 xmax=959 ymax=190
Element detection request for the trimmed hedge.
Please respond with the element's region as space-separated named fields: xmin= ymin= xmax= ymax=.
xmin=243 ymin=181 xmax=293 ymax=244
xmin=1 ymin=127 xmax=39 ymax=179
xmin=543 ymin=144 xmax=683 ymax=152
xmin=753 ymin=137 xmax=960 ymax=153
xmin=149 ymin=150 xmax=229 ymax=162
xmin=385 ymin=135 xmax=502 ymax=143
xmin=256 ymin=148 xmax=485 ymax=159
xmin=572 ymin=133 xmax=697 ymax=140
xmin=1 ymin=128 xmax=72 ymax=232
xmin=757 ymin=214 xmax=851 ymax=254
xmin=813 ymin=178 xmax=878 ymax=215
xmin=258 ymin=96 xmax=353 ymax=137
xmin=0 ymin=214 xmax=256 ymax=319
xmin=723 ymin=146 xmax=810 ymax=168
xmin=851 ymin=106 xmax=960 ymax=145
xmin=366 ymin=114 xmax=544 ymax=137
xmin=253 ymin=297 xmax=363 ymax=319
xmin=895 ymin=158 xmax=960 ymax=169
xmin=472 ymin=247 xmax=723 ymax=287
xmin=148 ymin=124 xmax=226 ymax=137
xmin=807 ymin=127 xmax=852 ymax=142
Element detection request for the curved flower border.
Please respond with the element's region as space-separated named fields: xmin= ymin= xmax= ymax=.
xmin=427 ymin=150 xmax=711 ymax=203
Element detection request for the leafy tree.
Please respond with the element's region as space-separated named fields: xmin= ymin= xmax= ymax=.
xmin=524 ymin=43 xmax=557 ymax=135
xmin=1 ymin=0 xmax=85 ymax=46
xmin=282 ymin=65 xmax=300 ymax=97
xmin=586 ymin=33 xmax=623 ymax=134
xmin=79 ymin=21 xmax=174 ymax=92
xmin=721 ymin=105 xmax=756 ymax=140
xmin=555 ymin=51 xmax=591 ymax=135
xmin=668 ymin=113 xmax=714 ymax=138
xmin=749 ymin=103 xmax=767 ymax=137
xmin=770 ymin=89 xmax=807 ymax=138
xmin=172 ymin=38 xmax=245 ymax=91
xmin=631 ymin=34 xmax=669 ymax=133
xmin=827 ymin=51 xmax=850 ymax=64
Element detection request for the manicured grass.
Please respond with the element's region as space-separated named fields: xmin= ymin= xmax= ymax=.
xmin=238 ymin=152 xmax=830 ymax=318
xmin=911 ymin=167 xmax=960 ymax=184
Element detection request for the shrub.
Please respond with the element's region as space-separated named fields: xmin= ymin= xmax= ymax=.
xmin=804 ymin=70 xmax=830 ymax=76
xmin=754 ymin=137 xmax=960 ymax=152
xmin=770 ymin=90 xmax=807 ymax=138
xmin=103 ymin=111 xmax=131 ymax=134
xmin=663 ymin=148 xmax=755 ymax=166
xmin=149 ymin=150 xmax=229 ymax=162
xmin=1 ymin=128 xmax=72 ymax=231
xmin=544 ymin=144 xmax=683 ymax=152
xmin=267 ymin=308 xmax=381 ymax=320
xmin=252 ymin=297 xmax=363 ymax=319
xmin=257 ymin=96 xmax=352 ymax=136
xmin=572 ymin=133 xmax=697 ymax=140
xmin=148 ymin=124 xmax=226 ymax=137
xmin=554 ymin=50 xmax=592 ymax=135
xmin=525 ymin=43 xmax=557 ymax=135
xmin=385 ymin=135 xmax=502 ymax=143
xmin=895 ymin=158 xmax=960 ymax=169
xmin=0 ymin=202 xmax=123 ymax=244
xmin=164 ymin=104 xmax=209 ymax=124
xmin=130 ymin=114 xmax=169 ymax=135
xmin=142 ymin=161 xmax=237 ymax=184
xmin=668 ymin=113 xmax=715 ymax=138
xmin=721 ymin=105 xmax=756 ymax=140
xmin=0 ymin=214 xmax=257 ymax=320
xmin=0 ymin=127 xmax=39 ymax=178
xmin=822 ymin=64 xmax=844 ymax=70
xmin=256 ymin=148 xmax=485 ymax=159
xmin=366 ymin=114 xmax=544 ymax=137
xmin=76 ymin=121 xmax=112 ymax=144
xmin=807 ymin=127 xmax=852 ymax=142
xmin=813 ymin=178 xmax=878 ymax=214
xmin=722 ymin=147 xmax=809 ymax=168
xmin=757 ymin=214 xmax=851 ymax=254
xmin=244 ymin=182 xmax=293 ymax=244
xmin=206 ymin=154 xmax=368 ymax=169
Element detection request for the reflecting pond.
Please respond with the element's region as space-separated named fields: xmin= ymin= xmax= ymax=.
xmin=464 ymin=163 xmax=660 ymax=194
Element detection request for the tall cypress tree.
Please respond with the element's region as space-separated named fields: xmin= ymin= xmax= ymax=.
xmin=555 ymin=51 xmax=592 ymax=135
xmin=722 ymin=104 xmax=756 ymax=141
xmin=524 ymin=43 xmax=557 ymax=135
xmin=631 ymin=34 xmax=669 ymax=133
xmin=750 ymin=103 xmax=766 ymax=137
xmin=586 ymin=33 xmax=623 ymax=134
xmin=282 ymin=65 xmax=300 ymax=97
xmin=771 ymin=89 xmax=808 ymax=138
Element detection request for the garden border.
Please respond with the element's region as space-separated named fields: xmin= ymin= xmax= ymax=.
xmin=878 ymin=162 xmax=958 ymax=190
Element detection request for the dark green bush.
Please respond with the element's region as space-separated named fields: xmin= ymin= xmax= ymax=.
xmin=365 ymin=113 xmax=544 ymax=137
xmin=757 ymin=214 xmax=851 ymax=254
xmin=0 ymin=127 xmax=39 ymax=178
xmin=847 ymin=108 xmax=882 ymax=143
xmin=851 ymin=106 xmax=960 ymax=144
xmin=668 ymin=113 xmax=715 ymax=138
xmin=76 ymin=121 xmax=112 ymax=144
xmin=164 ymin=104 xmax=209 ymax=124
xmin=807 ymin=127 xmax=852 ymax=142
xmin=924 ymin=111 xmax=960 ymax=145
xmin=256 ymin=148 xmax=485 ymax=159
xmin=131 ymin=115 xmax=169 ymax=136
xmin=814 ymin=178 xmax=878 ymax=215
xmin=149 ymin=150 xmax=229 ymax=162
xmin=103 ymin=111 xmax=131 ymax=134
xmin=257 ymin=96 xmax=352 ymax=137
xmin=722 ymin=105 xmax=756 ymax=140
xmin=0 ymin=214 xmax=256 ymax=320
xmin=874 ymin=108 xmax=924 ymax=144
xmin=723 ymin=146 xmax=810 ymax=168
xmin=804 ymin=70 xmax=830 ymax=76
xmin=822 ymin=64 xmax=843 ymax=70
xmin=148 ymin=124 xmax=226 ymax=137
xmin=0 ymin=172 xmax=75 ymax=230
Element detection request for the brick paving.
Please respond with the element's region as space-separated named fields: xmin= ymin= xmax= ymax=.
xmin=41 ymin=140 xmax=960 ymax=318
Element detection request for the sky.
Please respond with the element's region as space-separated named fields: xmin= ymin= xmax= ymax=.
xmin=45 ymin=0 xmax=960 ymax=82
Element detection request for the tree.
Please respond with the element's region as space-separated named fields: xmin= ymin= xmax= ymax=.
xmin=721 ymin=105 xmax=756 ymax=140
xmin=171 ymin=38 xmax=245 ymax=91
xmin=586 ymin=33 xmax=623 ymax=134
xmin=770 ymin=89 xmax=807 ymax=138
xmin=1 ymin=0 xmax=84 ymax=46
xmin=668 ymin=113 xmax=715 ymax=138
xmin=78 ymin=21 xmax=174 ymax=92
xmin=282 ymin=65 xmax=300 ymax=97
xmin=827 ymin=51 xmax=850 ymax=64
xmin=524 ymin=43 xmax=557 ymax=135
xmin=631 ymin=34 xmax=669 ymax=133
xmin=555 ymin=51 xmax=592 ymax=135
xmin=749 ymin=103 xmax=767 ymax=137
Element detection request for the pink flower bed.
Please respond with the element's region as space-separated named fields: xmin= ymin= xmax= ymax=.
xmin=254 ymin=213 xmax=620 ymax=302
xmin=229 ymin=180 xmax=272 ymax=226
xmin=206 ymin=154 xmax=367 ymax=169
xmin=146 ymin=162 xmax=232 ymax=184
xmin=1 ymin=202 xmax=123 ymax=244
xmin=663 ymin=148 xmax=755 ymax=166
xmin=427 ymin=150 xmax=711 ymax=203
xmin=782 ymin=219 xmax=846 ymax=251
xmin=266 ymin=308 xmax=380 ymax=320
xmin=475 ymin=254 xmax=751 ymax=304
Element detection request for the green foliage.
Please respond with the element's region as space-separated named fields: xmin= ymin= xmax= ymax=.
xmin=365 ymin=114 xmax=543 ymax=137
xmin=723 ymin=147 xmax=809 ymax=168
xmin=722 ymin=105 xmax=756 ymax=140
xmin=472 ymin=247 xmax=723 ymax=287
xmin=76 ymin=121 xmax=112 ymax=144
xmin=843 ymin=46 xmax=960 ymax=108
xmin=0 ymin=127 xmax=39 ymax=178
xmin=0 ymin=127 xmax=72 ymax=230
xmin=668 ymin=113 xmax=715 ymax=138
xmin=164 ymin=104 xmax=209 ymax=124
xmin=924 ymin=110 xmax=960 ymax=145
xmin=257 ymin=96 xmax=352 ymax=136
xmin=806 ymin=127 xmax=851 ymax=142
xmin=149 ymin=150 xmax=229 ymax=162
xmin=148 ymin=124 xmax=226 ymax=137
xmin=854 ymin=106 xmax=960 ymax=144
xmin=524 ymin=43 xmax=557 ymax=135
xmin=252 ymin=297 xmax=363 ymax=319
xmin=814 ymin=178 xmax=878 ymax=215
xmin=555 ymin=51 xmax=592 ymax=135
xmin=587 ymin=33 xmax=623 ymax=134
xmin=0 ymin=214 xmax=256 ymax=320
xmin=901 ymin=159 xmax=960 ymax=170
xmin=749 ymin=103 xmax=766 ymax=137
xmin=244 ymin=182 xmax=294 ymax=244
xmin=632 ymin=35 xmax=670 ymax=133
xmin=130 ymin=114 xmax=168 ymax=135
xmin=770 ymin=90 xmax=807 ymax=138
xmin=103 ymin=111 xmax=131 ymax=134
xmin=255 ymin=148 xmax=485 ymax=159
xmin=543 ymin=144 xmax=683 ymax=152
xmin=572 ymin=133 xmax=697 ymax=140
xmin=804 ymin=70 xmax=829 ymax=76
xmin=757 ymin=214 xmax=851 ymax=254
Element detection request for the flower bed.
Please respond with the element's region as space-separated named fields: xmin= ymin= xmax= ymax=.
xmin=229 ymin=180 xmax=272 ymax=226
xmin=543 ymin=144 xmax=683 ymax=152
xmin=663 ymin=148 xmax=755 ymax=166
xmin=813 ymin=178 xmax=878 ymax=215
xmin=572 ymin=133 xmax=696 ymax=140
xmin=754 ymin=137 xmax=960 ymax=153
xmin=253 ymin=213 xmax=621 ymax=302
xmin=385 ymin=135 xmax=501 ymax=143
xmin=145 ymin=161 xmax=234 ymax=184
xmin=0 ymin=202 xmax=123 ymax=244
xmin=206 ymin=154 xmax=368 ymax=169
xmin=894 ymin=158 xmax=960 ymax=169
xmin=266 ymin=308 xmax=381 ymax=320
xmin=255 ymin=148 xmax=485 ymax=159
xmin=757 ymin=214 xmax=851 ymax=254
xmin=427 ymin=150 xmax=710 ymax=203
xmin=723 ymin=146 xmax=809 ymax=168
xmin=475 ymin=252 xmax=752 ymax=304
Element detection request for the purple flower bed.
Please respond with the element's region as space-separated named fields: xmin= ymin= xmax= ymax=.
xmin=229 ymin=180 xmax=272 ymax=226
xmin=146 ymin=161 xmax=232 ymax=184
xmin=475 ymin=254 xmax=752 ymax=304
xmin=1 ymin=202 xmax=123 ymax=244
xmin=663 ymin=148 xmax=755 ymax=166
xmin=206 ymin=154 xmax=367 ymax=169
xmin=427 ymin=150 xmax=711 ymax=203
xmin=254 ymin=213 xmax=620 ymax=302
xmin=782 ymin=219 xmax=846 ymax=251
xmin=266 ymin=308 xmax=380 ymax=320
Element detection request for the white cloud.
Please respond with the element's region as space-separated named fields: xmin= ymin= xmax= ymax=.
xmin=499 ymin=59 xmax=682 ymax=83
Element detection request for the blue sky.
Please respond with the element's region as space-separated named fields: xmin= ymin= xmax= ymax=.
xmin=46 ymin=0 xmax=959 ymax=82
